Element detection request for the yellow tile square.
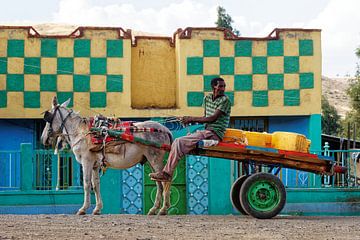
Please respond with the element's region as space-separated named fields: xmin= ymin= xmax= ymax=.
xmin=284 ymin=74 xmax=299 ymax=89
xmin=284 ymin=39 xmax=299 ymax=56
xmin=90 ymin=75 xmax=106 ymax=92
xmin=107 ymin=58 xmax=125 ymax=74
xmin=7 ymin=92 xmax=23 ymax=110
xmin=235 ymin=57 xmax=252 ymax=74
xmin=185 ymin=75 xmax=203 ymax=91
xmin=91 ymin=39 xmax=106 ymax=57
xmin=58 ymin=39 xmax=74 ymax=57
xmin=74 ymin=58 xmax=90 ymax=74
xmin=41 ymin=58 xmax=57 ymax=74
xmin=24 ymin=75 xmax=40 ymax=91
xmin=252 ymin=74 xmax=268 ymax=90
xmin=220 ymin=40 xmax=234 ymax=57
xmin=74 ymin=92 xmax=90 ymax=113
xmin=57 ymin=75 xmax=73 ymax=91
xmin=252 ymin=41 xmax=267 ymax=56
xmin=41 ymin=92 xmax=57 ymax=109
xmin=0 ymin=74 xmax=6 ymax=90
xmin=235 ymin=91 xmax=252 ymax=108
xmin=7 ymin=58 xmax=24 ymax=74
xmin=268 ymin=90 xmax=284 ymax=107
xmin=203 ymin=57 xmax=220 ymax=75
xmin=220 ymin=75 xmax=234 ymax=91
xmin=299 ymin=56 xmax=315 ymax=73
xmin=267 ymin=56 xmax=284 ymax=74
xmin=24 ymin=38 xmax=40 ymax=57
xmin=0 ymin=39 xmax=7 ymax=57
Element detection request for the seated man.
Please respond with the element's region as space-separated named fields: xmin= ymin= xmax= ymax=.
xmin=150 ymin=77 xmax=232 ymax=182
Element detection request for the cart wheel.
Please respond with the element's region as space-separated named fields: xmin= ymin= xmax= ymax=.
xmin=239 ymin=172 xmax=286 ymax=219
xmin=230 ymin=175 xmax=249 ymax=215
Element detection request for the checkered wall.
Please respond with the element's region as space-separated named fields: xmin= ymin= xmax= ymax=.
xmin=186 ymin=39 xmax=316 ymax=108
xmin=0 ymin=30 xmax=129 ymax=116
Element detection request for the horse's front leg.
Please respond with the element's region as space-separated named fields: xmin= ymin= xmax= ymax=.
xmin=91 ymin=167 xmax=103 ymax=215
xmin=77 ymin=162 xmax=93 ymax=215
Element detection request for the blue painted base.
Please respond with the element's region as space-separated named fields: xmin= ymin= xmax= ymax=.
xmin=0 ymin=205 xmax=95 ymax=214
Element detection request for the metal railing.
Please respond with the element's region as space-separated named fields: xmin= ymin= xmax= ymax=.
xmin=0 ymin=150 xmax=21 ymax=190
xmin=34 ymin=149 xmax=82 ymax=190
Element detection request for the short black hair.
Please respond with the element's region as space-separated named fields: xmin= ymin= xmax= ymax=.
xmin=211 ymin=77 xmax=225 ymax=89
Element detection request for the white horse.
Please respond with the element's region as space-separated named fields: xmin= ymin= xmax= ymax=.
xmin=41 ymin=96 xmax=173 ymax=215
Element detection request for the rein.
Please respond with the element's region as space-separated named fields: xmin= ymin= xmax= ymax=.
xmin=44 ymin=105 xmax=74 ymax=146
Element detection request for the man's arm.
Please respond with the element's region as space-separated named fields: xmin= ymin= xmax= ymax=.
xmin=180 ymin=109 xmax=224 ymax=124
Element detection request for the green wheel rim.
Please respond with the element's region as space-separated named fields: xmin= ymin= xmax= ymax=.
xmin=247 ymin=180 xmax=280 ymax=212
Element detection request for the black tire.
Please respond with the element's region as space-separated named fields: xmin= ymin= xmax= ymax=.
xmin=230 ymin=175 xmax=249 ymax=215
xmin=239 ymin=173 xmax=286 ymax=219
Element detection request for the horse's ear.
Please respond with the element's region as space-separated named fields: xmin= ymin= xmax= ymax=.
xmin=60 ymin=98 xmax=71 ymax=108
xmin=52 ymin=96 xmax=58 ymax=108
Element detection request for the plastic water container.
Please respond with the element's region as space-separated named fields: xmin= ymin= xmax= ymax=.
xmin=271 ymin=131 xmax=311 ymax=153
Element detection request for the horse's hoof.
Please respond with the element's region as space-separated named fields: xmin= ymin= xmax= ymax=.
xmin=92 ymin=210 xmax=101 ymax=215
xmin=76 ymin=210 xmax=86 ymax=215
xmin=147 ymin=208 xmax=157 ymax=215
xmin=158 ymin=209 xmax=167 ymax=215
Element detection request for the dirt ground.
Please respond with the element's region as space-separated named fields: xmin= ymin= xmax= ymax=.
xmin=1 ymin=215 xmax=360 ymax=240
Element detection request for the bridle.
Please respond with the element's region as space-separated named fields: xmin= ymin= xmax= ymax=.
xmin=43 ymin=105 xmax=73 ymax=145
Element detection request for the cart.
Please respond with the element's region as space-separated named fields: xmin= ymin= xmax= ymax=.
xmin=191 ymin=141 xmax=346 ymax=219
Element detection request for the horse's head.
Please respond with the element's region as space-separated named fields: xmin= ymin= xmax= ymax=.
xmin=41 ymin=96 xmax=72 ymax=147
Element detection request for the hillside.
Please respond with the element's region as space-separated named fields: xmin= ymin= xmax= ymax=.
xmin=322 ymin=76 xmax=352 ymax=118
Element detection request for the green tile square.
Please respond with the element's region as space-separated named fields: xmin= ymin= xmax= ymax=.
xmin=57 ymin=58 xmax=74 ymax=74
xmin=24 ymin=91 xmax=40 ymax=108
xmin=299 ymin=40 xmax=313 ymax=56
xmin=73 ymin=75 xmax=90 ymax=92
xmin=90 ymin=92 xmax=107 ymax=108
xmin=268 ymin=74 xmax=284 ymax=90
xmin=40 ymin=75 xmax=57 ymax=91
xmin=0 ymin=57 xmax=7 ymax=74
xmin=187 ymin=92 xmax=204 ymax=107
xmin=107 ymin=40 xmax=123 ymax=57
xmin=235 ymin=40 xmax=252 ymax=57
xmin=24 ymin=58 xmax=41 ymax=74
xmin=225 ymin=91 xmax=234 ymax=106
xmin=74 ymin=39 xmax=91 ymax=57
xmin=267 ymin=40 xmax=283 ymax=56
xmin=90 ymin=58 xmax=107 ymax=75
xmin=220 ymin=57 xmax=234 ymax=75
xmin=41 ymin=39 xmax=57 ymax=57
xmin=7 ymin=40 xmax=24 ymax=57
xmin=284 ymin=56 xmax=299 ymax=73
xmin=252 ymin=90 xmax=268 ymax=107
xmin=203 ymin=75 xmax=219 ymax=91
xmin=6 ymin=74 xmax=24 ymax=91
xmin=284 ymin=89 xmax=300 ymax=106
xmin=300 ymin=72 xmax=314 ymax=89
xmin=252 ymin=57 xmax=267 ymax=74
xmin=234 ymin=74 xmax=252 ymax=91
xmin=0 ymin=91 xmax=6 ymax=108
xmin=57 ymin=92 xmax=73 ymax=107
xmin=203 ymin=40 xmax=220 ymax=57
xmin=106 ymin=75 xmax=123 ymax=92
xmin=187 ymin=57 xmax=203 ymax=75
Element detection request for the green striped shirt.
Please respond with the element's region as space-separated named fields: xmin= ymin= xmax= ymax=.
xmin=204 ymin=94 xmax=231 ymax=139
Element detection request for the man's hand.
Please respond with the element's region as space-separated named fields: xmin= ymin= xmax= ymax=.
xmin=179 ymin=116 xmax=193 ymax=125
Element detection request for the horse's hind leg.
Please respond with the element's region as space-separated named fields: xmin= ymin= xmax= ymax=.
xmin=77 ymin=162 xmax=93 ymax=215
xmin=91 ymin=167 xmax=103 ymax=215
xmin=159 ymin=182 xmax=172 ymax=215
xmin=148 ymin=181 xmax=163 ymax=215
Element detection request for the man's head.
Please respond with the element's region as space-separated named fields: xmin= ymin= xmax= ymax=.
xmin=211 ymin=77 xmax=226 ymax=97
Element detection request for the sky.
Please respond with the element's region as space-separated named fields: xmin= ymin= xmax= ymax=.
xmin=0 ymin=0 xmax=359 ymax=78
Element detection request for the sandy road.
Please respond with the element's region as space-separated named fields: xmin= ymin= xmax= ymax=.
xmin=0 ymin=214 xmax=360 ymax=240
